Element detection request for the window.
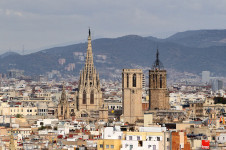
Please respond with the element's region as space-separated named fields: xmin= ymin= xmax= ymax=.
xmin=61 ymin=106 xmax=63 ymax=115
xmin=148 ymin=145 xmax=152 ymax=148
xmin=157 ymin=137 xmax=160 ymax=141
xmin=153 ymin=145 xmax=156 ymax=150
xmin=90 ymin=90 xmax=94 ymax=104
xmin=111 ymin=145 xmax=114 ymax=149
xmin=149 ymin=137 xmax=152 ymax=141
xmin=132 ymin=74 xmax=136 ymax=87
xmin=129 ymin=145 xmax=133 ymax=150
xmin=167 ymin=138 xmax=170 ymax=141
xmin=122 ymin=73 xmax=124 ymax=87
xmin=127 ymin=74 xmax=129 ymax=88
xmin=81 ymin=114 xmax=88 ymax=117
xmin=129 ymin=136 xmax=132 ymax=140
xmin=83 ymin=91 xmax=86 ymax=104
xmin=160 ymin=75 xmax=162 ymax=88
xmin=137 ymin=136 xmax=140 ymax=141
xmin=100 ymin=144 xmax=103 ymax=148
xmin=106 ymin=145 xmax=109 ymax=148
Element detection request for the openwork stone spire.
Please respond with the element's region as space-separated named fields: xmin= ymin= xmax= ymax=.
xmin=152 ymin=48 xmax=164 ymax=70
xmin=85 ymin=28 xmax=94 ymax=73
xmin=79 ymin=29 xmax=100 ymax=89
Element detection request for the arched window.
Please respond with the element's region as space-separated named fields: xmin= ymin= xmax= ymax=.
xmin=127 ymin=74 xmax=129 ymax=88
xmin=61 ymin=106 xmax=63 ymax=115
xmin=133 ymin=74 xmax=136 ymax=87
xmin=83 ymin=91 xmax=86 ymax=104
xmin=90 ymin=90 xmax=94 ymax=104
xmin=160 ymin=75 xmax=162 ymax=88
xmin=155 ymin=74 xmax=158 ymax=88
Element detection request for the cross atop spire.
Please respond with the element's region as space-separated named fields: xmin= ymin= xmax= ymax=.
xmin=152 ymin=48 xmax=164 ymax=70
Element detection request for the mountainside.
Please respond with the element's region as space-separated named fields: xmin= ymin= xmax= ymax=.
xmin=165 ymin=29 xmax=226 ymax=48
xmin=0 ymin=51 xmax=20 ymax=59
xmin=0 ymin=30 xmax=226 ymax=79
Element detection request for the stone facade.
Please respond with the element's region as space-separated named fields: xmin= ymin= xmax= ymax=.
xmin=74 ymin=29 xmax=108 ymax=120
xmin=121 ymin=69 xmax=143 ymax=124
xmin=149 ymin=50 xmax=169 ymax=110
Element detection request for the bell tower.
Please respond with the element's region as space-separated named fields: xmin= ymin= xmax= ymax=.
xmin=149 ymin=49 xmax=169 ymax=110
xmin=121 ymin=69 xmax=143 ymax=124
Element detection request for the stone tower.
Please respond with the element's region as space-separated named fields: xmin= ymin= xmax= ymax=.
xmin=9 ymin=117 xmax=16 ymax=150
xmin=75 ymin=29 xmax=106 ymax=119
xmin=9 ymin=128 xmax=16 ymax=150
xmin=149 ymin=49 xmax=169 ymax=110
xmin=121 ymin=69 xmax=143 ymax=124
xmin=57 ymin=85 xmax=70 ymax=120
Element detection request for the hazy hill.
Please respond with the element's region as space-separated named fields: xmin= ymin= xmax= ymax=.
xmin=165 ymin=29 xmax=226 ymax=48
xmin=0 ymin=30 xmax=226 ymax=78
xmin=0 ymin=52 xmax=20 ymax=59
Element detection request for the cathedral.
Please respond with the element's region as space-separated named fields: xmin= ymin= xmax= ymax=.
xmin=74 ymin=29 xmax=108 ymax=121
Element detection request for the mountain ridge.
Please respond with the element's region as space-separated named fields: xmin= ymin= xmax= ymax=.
xmin=0 ymin=29 xmax=226 ymax=78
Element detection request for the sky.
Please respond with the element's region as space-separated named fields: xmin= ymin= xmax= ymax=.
xmin=0 ymin=0 xmax=226 ymax=54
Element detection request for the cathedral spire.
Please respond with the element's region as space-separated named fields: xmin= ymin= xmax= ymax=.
xmin=85 ymin=29 xmax=94 ymax=71
xmin=89 ymin=28 xmax=91 ymax=37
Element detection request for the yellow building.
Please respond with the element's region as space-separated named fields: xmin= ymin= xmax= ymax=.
xmin=97 ymin=139 xmax=121 ymax=150
xmin=97 ymin=127 xmax=170 ymax=150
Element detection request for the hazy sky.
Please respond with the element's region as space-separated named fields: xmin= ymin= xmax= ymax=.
xmin=1 ymin=0 xmax=226 ymax=54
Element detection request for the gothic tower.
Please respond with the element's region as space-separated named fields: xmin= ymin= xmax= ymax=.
xmin=57 ymin=85 xmax=70 ymax=120
xmin=149 ymin=49 xmax=169 ymax=110
xmin=75 ymin=29 xmax=105 ymax=119
xmin=121 ymin=69 xmax=143 ymax=124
